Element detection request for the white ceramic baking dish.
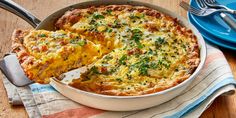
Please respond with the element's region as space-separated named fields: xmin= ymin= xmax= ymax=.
xmin=48 ymin=0 xmax=207 ymax=111
xmin=0 ymin=0 xmax=206 ymax=111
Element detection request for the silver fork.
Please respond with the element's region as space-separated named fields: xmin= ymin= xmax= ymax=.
xmin=196 ymin=0 xmax=236 ymax=31
xmin=205 ymin=0 xmax=236 ymax=15
xmin=180 ymin=1 xmax=231 ymax=16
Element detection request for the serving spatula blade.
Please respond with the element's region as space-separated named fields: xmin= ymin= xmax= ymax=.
xmin=0 ymin=54 xmax=33 ymax=87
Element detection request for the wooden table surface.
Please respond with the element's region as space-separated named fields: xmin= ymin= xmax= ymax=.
xmin=0 ymin=0 xmax=235 ymax=117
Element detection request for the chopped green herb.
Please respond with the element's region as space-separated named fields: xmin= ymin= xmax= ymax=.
xmin=140 ymin=14 xmax=145 ymax=18
xmin=122 ymin=22 xmax=128 ymax=25
xmin=89 ymin=19 xmax=96 ymax=25
xmin=163 ymin=62 xmax=170 ymax=68
xmin=104 ymin=55 xmax=113 ymax=60
xmin=129 ymin=14 xmax=136 ymax=19
xmin=181 ymin=44 xmax=186 ymax=47
xmin=157 ymin=59 xmax=170 ymax=69
xmin=112 ymin=19 xmax=121 ymax=28
xmin=139 ymin=63 xmax=149 ymax=75
xmin=70 ymin=39 xmax=77 ymax=44
xmin=116 ymin=78 xmax=122 ymax=82
xmin=147 ymin=49 xmax=157 ymax=55
xmin=155 ymin=37 xmax=165 ymax=46
xmin=106 ymin=28 xmax=113 ymax=33
xmin=78 ymin=40 xmax=86 ymax=46
xmin=158 ymin=59 xmax=163 ymax=65
xmin=51 ymin=33 xmax=66 ymax=39
xmin=136 ymin=40 xmax=143 ymax=48
xmin=93 ymin=14 xmax=105 ymax=19
xmin=70 ymin=39 xmax=86 ymax=46
xmin=130 ymin=57 xmax=151 ymax=76
xmin=109 ymin=68 xmax=117 ymax=74
xmin=129 ymin=13 xmax=145 ymax=19
xmin=90 ymin=66 xmax=99 ymax=74
xmin=131 ymin=29 xmax=143 ymax=48
xmin=106 ymin=10 xmax=112 ymax=15
xmin=132 ymin=29 xmax=141 ymax=33
xmin=88 ymin=26 xmax=97 ymax=32
xmin=38 ymin=34 xmax=46 ymax=37
xmin=150 ymin=62 xmax=158 ymax=69
xmin=119 ymin=55 xmax=127 ymax=65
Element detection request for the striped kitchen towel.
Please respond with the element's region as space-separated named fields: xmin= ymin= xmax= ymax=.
xmin=2 ymin=44 xmax=236 ymax=118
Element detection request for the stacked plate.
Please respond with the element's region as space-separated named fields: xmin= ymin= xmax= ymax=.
xmin=188 ymin=0 xmax=236 ymax=50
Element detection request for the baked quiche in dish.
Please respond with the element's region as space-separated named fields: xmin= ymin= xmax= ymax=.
xmin=12 ymin=5 xmax=200 ymax=95
xmin=56 ymin=5 xmax=200 ymax=96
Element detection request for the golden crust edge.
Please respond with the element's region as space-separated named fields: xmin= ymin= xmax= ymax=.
xmin=55 ymin=5 xmax=166 ymax=29
xmin=11 ymin=29 xmax=40 ymax=83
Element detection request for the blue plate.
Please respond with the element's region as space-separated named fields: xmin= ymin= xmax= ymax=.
xmin=189 ymin=0 xmax=236 ymax=43
xmin=188 ymin=13 xmax=236 ymax=51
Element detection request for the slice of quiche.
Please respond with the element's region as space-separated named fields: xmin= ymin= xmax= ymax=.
xmin=12 ymin=29 xmax=103 ymax=83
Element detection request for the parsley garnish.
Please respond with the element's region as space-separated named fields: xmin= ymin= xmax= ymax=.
xmin=106 ymin=10 xmax=112 ymax=15
xmin=90 ymin=66 xmax=99 ymax=74
xmin=131 ymin=29 xmax=143 ymax=48
xmin=70 ymin=39 xmax=77 ymax=44
xmin=150 ymin=62 xmax=158 ymax=69
xmin=78 ymin=40 xmax=86 ymax=46
xmin=38 ymin=34 xmax=46 ymax=37
xmin=104 ymin=55 xmax=113 ymax=60
xmin=158 ymin=59 xmax=170 ymax=69
xmin=155 ymin=37 xmax=166 ymax=47
xmin=93 ymin=13 xmax=105 ymax=19
xmin=139 ymin=63 xmax=149 ymax=75
xmin=116 ymin=78 xmax=122 ymax=82
xmin=106 ymin=28 xmax=113 ymax=33
xmin=119 ymin=55 xmax=127 ymax=65
xmin=70 ymin=39 xmax=86 ymax=46
xmin=129 ymin=13 xmax=145 ymax=19
xmin=112 ymin=19 xmax=121 ymax=28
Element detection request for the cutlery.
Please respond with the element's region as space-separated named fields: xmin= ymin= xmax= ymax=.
xmin=196 ymin=0 xmax=236 ymax=31
xmin=205 ymin=0 xmax=236 ymax=15
xmin=180 ymin=1 xmax=230 ymax=16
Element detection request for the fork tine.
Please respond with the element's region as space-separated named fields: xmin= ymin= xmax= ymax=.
xmin=209 ymin=0 xmax=215 ymax=3
xmin=196 ymin=0 xmax=206 ymax=8
xmin=189 ymin=7 xmax=201 ymax=15
xmin=180 ymin=1 xmax=190 ymax=11
xmin=206 ymin=0 xmax=212 ymax=4
xmin=179 ymin=1 xmax=202 ymax=16
xmin=189 ymin=5 xmax=202 ymax=12
xmin=189 ymin=4 xmax=203 ymax=15
xmin=198 ymin=0 xmax=207 ymax=8
xmin=189 ymin=9 xmax=199 ymax=15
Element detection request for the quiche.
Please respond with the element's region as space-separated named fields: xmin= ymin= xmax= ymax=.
xmin=12 ymin=5 xmax=200 ymax=95
xmin=55 ymin=5 xmax=200 ymax=96
xmin=12 ymin=30 xmax=104 ymax=83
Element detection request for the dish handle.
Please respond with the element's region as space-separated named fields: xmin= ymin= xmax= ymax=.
xmin=0 ymin=0 xmax=41 ymax=28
